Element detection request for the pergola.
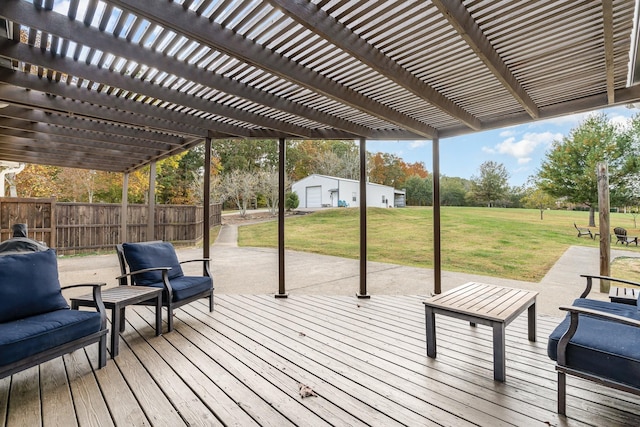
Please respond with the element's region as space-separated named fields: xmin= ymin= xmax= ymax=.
xmin=0 ymin=0 xmax=639 ymax=296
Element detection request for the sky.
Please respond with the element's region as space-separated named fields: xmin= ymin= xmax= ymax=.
xmin=367 ymin=105 xmax=639 ymax=187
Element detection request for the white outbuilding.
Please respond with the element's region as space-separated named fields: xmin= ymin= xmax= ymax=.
xmin=292 ymin=174 xmax=405 ymax=209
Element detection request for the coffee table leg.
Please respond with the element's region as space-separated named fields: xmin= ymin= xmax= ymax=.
xmin=493 ymin=323 xmax=506 ymax=382
xmin=425 ymin=306 xmax=436 ymax=358
xmin=155 ymin=293 xmax=162 ymax=336
xmin=111 ymin=306 xmax=120 ymax=358
xmin=528 ymin=302 xmax=536 ymax=342
xmin=119 ymin=307 xmax=126 ymax=332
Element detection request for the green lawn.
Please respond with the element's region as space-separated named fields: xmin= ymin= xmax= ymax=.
xmin=238 ymin=207 xmax=640 ymax=282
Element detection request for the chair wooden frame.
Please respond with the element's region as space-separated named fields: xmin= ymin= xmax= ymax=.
xmin=554 ymin=274 xmax=640 ymax=415
xmin=573 ymin=223 xmax=592 ymax=238
xmin=116 ymin=242 xmax=214 ymax=332
xmin=613 ymin=227 xmax=638 ymax=246
xmin=0 ymin=283 xmax=108 ymax=379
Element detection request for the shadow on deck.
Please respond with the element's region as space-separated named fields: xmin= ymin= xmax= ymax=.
xmin=2 ymin=295 xmax=639 ymax=426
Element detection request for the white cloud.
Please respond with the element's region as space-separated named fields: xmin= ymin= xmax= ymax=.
xmin=482 ymin=131 xmax=562 ymax=163
xmin=481 ymin=146 xmax=496 ymax=154
xmin=608 ymin=114 xmax=633 ymax=130
xmin=499 ymin=129 xmax=517 ymax=138
xmin=409 ymin=140 xmax=429 ymax=149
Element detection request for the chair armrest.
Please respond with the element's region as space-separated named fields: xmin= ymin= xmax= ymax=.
xmin=559 ymin=305 xmax=640 ymax=327
xmin=179 ymin=258 xmax=212 ymax=277
xmin=116 ymin=266 xmax=171 ymax=281
xmin=179 ymin=258 xmax=210 ymax=264
xmin=115 ymin=268 xmax=174 ymax=297
xmin=579 ymin=274 xmax=640 ymax=298
xmin=61 ymin=283 xmax=107 ymax=329
xmin=556 ymin=304 xmax=640 ymax=366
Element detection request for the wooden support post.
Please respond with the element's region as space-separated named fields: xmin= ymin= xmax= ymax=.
xmin=203 ymin=137 xmax=211 ymax=262
xmin=597 ymin=162 xmax=610 ymax=292
xmin=148 ymin=161 xmax=156 ymax=241
xmin=121 ymin=172 xmax=129 ymax=243
xmin=276 ymin=137 xmax=288 ymax=298
xmin=358 ymin=137 xmax=370 ymax=298
xmin=433 ymin=137 xmax=441 ymax=295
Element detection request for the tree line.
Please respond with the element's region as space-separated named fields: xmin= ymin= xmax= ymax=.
xmin=8 ymin=112 xmax=640 ymax=217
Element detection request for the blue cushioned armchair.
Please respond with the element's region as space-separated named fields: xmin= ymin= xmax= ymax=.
xmin=548 ymin=274 xmax=640 ymax=415
xmin=116 ymin=241 xmax=214 ymax=332
xmin=0 ymin=249 xmax=108 ymax=379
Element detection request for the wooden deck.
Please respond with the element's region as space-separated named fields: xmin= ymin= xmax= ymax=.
xmin=1 ymin=295 xmax=639 ymax=426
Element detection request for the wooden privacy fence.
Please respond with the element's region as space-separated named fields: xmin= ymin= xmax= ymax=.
xmin=0 ymin=198 xmax=222 ymax=255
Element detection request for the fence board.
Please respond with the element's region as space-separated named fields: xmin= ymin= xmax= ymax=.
xmin=0 ymin=199 xmax=221 ymax=255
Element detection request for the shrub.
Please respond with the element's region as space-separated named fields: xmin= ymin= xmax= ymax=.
xmin=285 ymin=191 xmax=299 ymax=211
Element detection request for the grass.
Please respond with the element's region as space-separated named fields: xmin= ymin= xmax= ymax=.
xmin=238 ymin=207 xmax=640 ymax=282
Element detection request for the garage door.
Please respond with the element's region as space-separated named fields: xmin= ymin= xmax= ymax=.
xmin=306 ymin=186 xmax=322 ymax=208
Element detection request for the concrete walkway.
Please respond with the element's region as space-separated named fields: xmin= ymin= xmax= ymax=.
xmin=57 ymin=224 xmax=640 ymax=317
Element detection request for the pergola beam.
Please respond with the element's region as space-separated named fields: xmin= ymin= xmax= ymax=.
xmin=108 ymin=0 xmax=437 ymax=138
xmin=0 ymin=0 xmax=371 ymax=138
xmin=430 ymin=0 xmax=539 ymax=119
xmin=0 ymin=40 xmax=317 ymax=139
xmin=0 ymin=71 xmax=212 ymax=137
xmin=0 ymin=125 xmax=163 ymax=160
xmin=0 ymin=107 xmax=182 ymax=147
xmin=439 ymin=84 xmax=640 ymax=139
xmin=602 ymin=0 xmax=615 ymax=104
xmin=268 ymin=0 xmax=481 ymax=131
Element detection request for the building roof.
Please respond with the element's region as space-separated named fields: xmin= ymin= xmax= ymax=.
xmin=295 ymin=173 xmax=399 ymax=190
xmin=0 ymin=0 xmax=639 ymax=173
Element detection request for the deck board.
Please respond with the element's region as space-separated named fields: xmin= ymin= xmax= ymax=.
xmin=41 ymin=358 xmax=78 ymax=427
xmin=2 ymin=295 xmax=640 ymax=426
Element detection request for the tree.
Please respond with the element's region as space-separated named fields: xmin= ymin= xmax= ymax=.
xmin=536 ymin=113 xmax=636 ymax=226
xmin=469 ymin=161 xmax=510 ymax=207
xmin=368 ymin=152 xmax=406 ymax=188
xmin=522 ymin=187 xmax=556 ymax=219
xmin=213 ymin=139 xmax=278 ymax=173
xmin=257 ymin=169 xmax=285 ymax=215
xmin=221 ymin=169 xmax=260 ymax=217
xmin=440 ymin=176 xmax=470 ymax=206
xmin=404 ymin=175 xmax=431 ymax=206
xmin=15 ymin=164 xmax=61 ymax=198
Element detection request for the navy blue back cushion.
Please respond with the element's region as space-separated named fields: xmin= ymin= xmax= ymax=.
xmin=0 ymin=249 xmax=69 ymax=323
xmin=122 ymin=242 xmax=184 ymax=286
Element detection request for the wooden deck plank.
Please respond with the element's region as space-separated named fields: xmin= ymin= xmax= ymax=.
xmin=106 ymin=330 xmax=186 ymax=426
xmin=174 ymin=303 xmax=406 ymax=426
xmin=84 ymin=342 xmax=150 ymax=426
xmin=0 ymin=377 xmax=9 ymax=426
xmin=178 ymin=301 xmax=411 ymax=426
xmin=117 ymin=313 xmax=223 ymax=427
xmin=3 ymin=295 xmax=639 ymax=426
xmin=297 ymin=295 xmax=640 ymax=425
xmin=40 ymin=358 xmax=79 ymax=427
xmin=209 ymin=296 xmax=501 ymax=426
xmin=64 ymin=350 xmax=114 ymax=427
xmin=6 ymin=367 xmax=41 ymax=427
xmin=240 ymin=294 xmax=554 ymax=426
xmin=124 ymin=308 xmax=272 ymax=427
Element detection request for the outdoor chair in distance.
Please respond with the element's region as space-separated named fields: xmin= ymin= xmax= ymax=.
xmin=613 ymin=227 xmax=638 ymax=246
xmin=573 ymin=223 xmax=592 ymax=239
xmin=116 ymin=241 xmax=214 ymax=332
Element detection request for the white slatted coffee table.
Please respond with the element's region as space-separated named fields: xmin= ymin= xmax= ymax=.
xmin=423 ymin=282 xmax=538 ymax=382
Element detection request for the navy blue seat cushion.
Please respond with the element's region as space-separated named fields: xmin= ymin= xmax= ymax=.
xmin=0 ymin=249 xmax=69 ymax=323
xmin=548 ymin=298 xmax=640 ymax=389
xmin=0 ymin=309 xmax=102 ymax=366
xmin=146 ymin=275 xmax=212 ymax=303
xmin=122 ymin=242 xmax=184 ymax=286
